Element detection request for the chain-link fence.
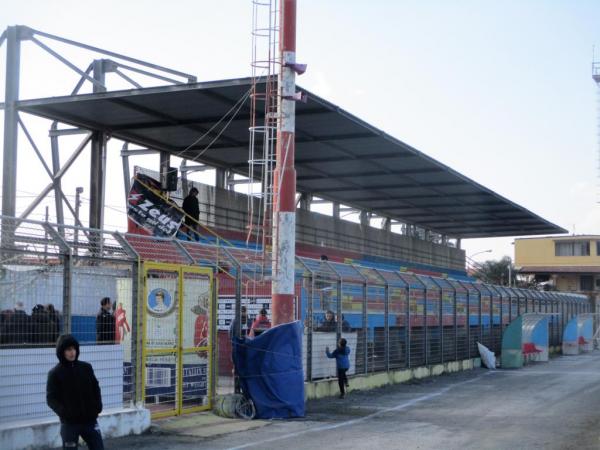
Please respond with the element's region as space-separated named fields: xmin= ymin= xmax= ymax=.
xmin=0 ymin=217 xmax=138 ymax=425
xmin=297 ymin=258 xmax=592 ymax=382
xmin=1 ymin=215 xmax=593 ymax=423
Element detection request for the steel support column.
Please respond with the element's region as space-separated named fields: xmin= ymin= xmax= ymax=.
xmin=332 ymin=202 xmax=340 ymax=219
xmin=181 ymin=159 xmax=189 ymax=197
xmin=2 ymin=26 xmax=21 ymax=245
xmin=89 ymin=60 xmax=107 ymax=231
xmin=159 ymin=151 xmax=170 ymax=190
xmin=121 ymin=143 xmax=131 ymax=202
xmin=50 ymin=122 xmax=65 ymax=228
xmin=215 ymin=167 xmax=226 ymax=190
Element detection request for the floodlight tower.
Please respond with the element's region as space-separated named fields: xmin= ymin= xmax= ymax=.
xmin=272 ymin=0 xmax=298 ymax=326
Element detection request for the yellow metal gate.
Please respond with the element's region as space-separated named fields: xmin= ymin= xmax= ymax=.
xmin=142 ymin=262 xmax=214 ymax=418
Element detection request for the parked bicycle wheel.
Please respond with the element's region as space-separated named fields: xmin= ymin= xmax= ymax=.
xmin=235 ymin=396 xmax=256 ymax=420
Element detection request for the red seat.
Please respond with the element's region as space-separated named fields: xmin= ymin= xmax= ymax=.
xmin=522 ymin=342 xmax=542 ymax=355
xmin=578 ymin=336 xmax=588 ymax=345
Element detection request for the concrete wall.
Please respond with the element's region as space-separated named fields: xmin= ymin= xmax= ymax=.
xmin=556 ymin=274 xmax=580 ymax=292
xmin=304 ymin=358 xmax=481 ymax=400
xmin=192 ymin=183 xmax=465 ymax=271
xmin=0 ymin=407 xmax=150 ymax=450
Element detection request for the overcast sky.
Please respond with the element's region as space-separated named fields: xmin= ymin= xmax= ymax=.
xmin=1 ymin=0 xmax=599 ymax=263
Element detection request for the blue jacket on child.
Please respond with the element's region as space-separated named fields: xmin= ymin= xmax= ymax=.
xmin=326 ymin=345 xmax=351 ymax=370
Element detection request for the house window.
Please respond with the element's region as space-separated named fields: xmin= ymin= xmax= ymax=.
xmin=597 ymin=241 xmax=600 ymax=256
xmin=555 ymin=241 xmax=590 ymax=256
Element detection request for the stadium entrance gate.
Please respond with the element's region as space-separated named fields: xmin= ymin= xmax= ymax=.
xmin=142 ymin=262 xmax=215 ymax=418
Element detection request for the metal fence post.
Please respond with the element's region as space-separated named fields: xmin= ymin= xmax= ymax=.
xmin=211 ymin=269 xmax=218 ymax=405
xmin=439 ymin=287 xmax=443 ymax=364
xmin=113 ymin=232 xmax=141 ymax=406
xmin=478 ymin=290 xmax=482 ymax=346
xmin=337 ymin=278 xmax=343 ymax=341
xmin=43 ymin=222 xmax=72 ymax=333
xmin=362 ymin=280 xmax=367 ymax=374
xmin=63 ymin=249 xmax=72 ymax=333
xmin=384 ymin=281 xmax=390 ymax=372
xmin=307 ymin=275 xmax=314 ymax=381
xmin=406 ymin=286 xmax=411 ymax=368
xmin=452 ymin=284 xmax=457 ymax=362
xmin=424 ymin=286 xmax=428 ymax=366
xmin=466 ymin=286 xmax=471 ymax=358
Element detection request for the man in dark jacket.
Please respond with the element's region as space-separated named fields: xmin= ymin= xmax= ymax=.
xmin=181 ymin=187 xmax=200 ymax=240
xmin=47 ymin=334 xmax=104 ymax=449
xmin=96 ymin=297 xmax=115 ymax=344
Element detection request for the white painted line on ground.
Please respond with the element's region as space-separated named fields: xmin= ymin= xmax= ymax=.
xmin=226 ymin=372 xmax=492 ymax=450
xmin=497 ymin=370 xmax=600 ymax=376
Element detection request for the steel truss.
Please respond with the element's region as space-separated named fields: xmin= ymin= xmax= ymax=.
xmin=0 ymin=25 xmax=197 ymax=242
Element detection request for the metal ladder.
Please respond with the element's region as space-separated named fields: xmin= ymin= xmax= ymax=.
xmin=247 ymin=0 xmax=280 ymax=273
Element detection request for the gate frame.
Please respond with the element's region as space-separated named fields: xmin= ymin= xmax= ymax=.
xmin=141 ymin=261 xmax=215 ymax=418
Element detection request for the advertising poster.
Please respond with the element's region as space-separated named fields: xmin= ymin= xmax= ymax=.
xmin=144 ymin=274 xmax=211 ymax=401
xmin=127 ymin=174 xmax=184 ymax=238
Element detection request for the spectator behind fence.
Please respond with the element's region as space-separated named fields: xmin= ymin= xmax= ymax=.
xmin=96 ymin=297 xmax=115 ymax=344
xmin=0 ymin=309 xmax=14 ymax=345
xmin=229 ymin=305 xmax=248 ymax=340
xmin=31 ymin=304 xmax=53 ymax=344
xmin=46 ymin=303 xmax=60 ymax=343
xmin=2 ymin=301 xmax=31 ymax=344
xmin=249 ymin=308 xmax=271 ymax=338
xmin=47 ymin=334 xmax=104 ymax=450
xmin=316 ymin=310 xmax=336 ymax=332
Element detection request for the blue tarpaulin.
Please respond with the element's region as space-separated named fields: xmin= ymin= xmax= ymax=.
xmin=232 ymin=320 xmax=305 ymax=419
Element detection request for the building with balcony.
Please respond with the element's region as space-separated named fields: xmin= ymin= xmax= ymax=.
xmin=515 ymin=235 xmax=600 ymax=307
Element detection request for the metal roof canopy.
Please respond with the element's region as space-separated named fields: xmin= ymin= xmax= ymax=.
xmin=15 ymin=77 xmax=566 ymax=238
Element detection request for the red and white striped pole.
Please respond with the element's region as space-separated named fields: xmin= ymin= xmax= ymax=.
xmin=272 ymin=0 xmax=297 ymax=326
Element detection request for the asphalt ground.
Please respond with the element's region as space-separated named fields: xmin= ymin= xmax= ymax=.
xmin=107 ymin=351 xmax=600 ymax=450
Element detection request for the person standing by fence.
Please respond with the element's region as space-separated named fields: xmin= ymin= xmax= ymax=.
xmin=47 ymin=334 xmax=104 ymax=450
xmin=326 ymin=338 xmax=351 ymax=399
xmin=249 ymin=308 xmax=271 ymax=337
xmin=96 ymin=297 xmax=115 ymax=344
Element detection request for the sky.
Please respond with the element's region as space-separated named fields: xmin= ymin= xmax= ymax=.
xmin=1 ymin=0 xmax=599 ymax=264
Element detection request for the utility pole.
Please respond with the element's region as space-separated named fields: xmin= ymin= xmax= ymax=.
xmin=272 ymin=0 xmax=297 ymax=326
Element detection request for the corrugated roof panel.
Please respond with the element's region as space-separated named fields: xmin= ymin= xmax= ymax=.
xmin=16 ymin=77 xmax=566 ymax=238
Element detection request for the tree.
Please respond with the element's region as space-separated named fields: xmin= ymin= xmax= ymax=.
xmin=471 ymin=256 xmax=516 ymax=286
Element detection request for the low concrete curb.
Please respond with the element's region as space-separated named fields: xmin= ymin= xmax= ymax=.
xmin=304 ymin=358 xmax=481 ymax=400
xmin=0 ymin=407 xmax=150 ymax=450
